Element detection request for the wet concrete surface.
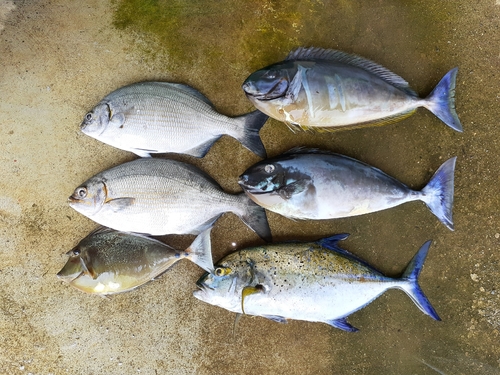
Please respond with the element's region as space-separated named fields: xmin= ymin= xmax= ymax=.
xmin=0 ymin=0 xmax=499 ymax=373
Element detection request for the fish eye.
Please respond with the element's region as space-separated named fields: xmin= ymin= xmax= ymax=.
xmin=85 ymin=113 xmax=93 ymax=121
xmin=72 ymin=249 xmax=81 ymax=256
xmin=75 ymin=187 xmax=87 ymax=199
xmin=264 ymin=164 xmax=275 ymax=174
xmin=215 ymin=267 xmax=231 ymax=277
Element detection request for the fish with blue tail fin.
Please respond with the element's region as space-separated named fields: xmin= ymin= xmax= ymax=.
xmin=238 ymin=149 xmax=456 ymax=230
xmin=243 ymin=47 xmax=462 ymax=132
xmin=194 ymin=234 xmax=440 ymax=331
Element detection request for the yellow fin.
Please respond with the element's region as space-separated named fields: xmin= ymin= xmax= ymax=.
xmin=241 ymin=285 xmax=264 ymax=314
xmin=287 ymin=109 xmax=417 ymax=133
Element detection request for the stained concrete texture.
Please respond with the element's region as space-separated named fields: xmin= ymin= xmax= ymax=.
xmin=0 ymin=0 xmax=499 ymax=374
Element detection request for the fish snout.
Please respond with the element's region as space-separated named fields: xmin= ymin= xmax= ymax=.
xmin=242 ymin=81 xmax=258 ymax=96
xmin=238 ymin=174 xmax=248 ymax=186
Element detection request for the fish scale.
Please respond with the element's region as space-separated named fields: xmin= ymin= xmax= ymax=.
xmin=68 ymin=158 xmax=271 ymax=241
xmin=80 ymin=82 xmax=268 ymax=158
xmin=194 ymin=234 xmax=440 ymax=331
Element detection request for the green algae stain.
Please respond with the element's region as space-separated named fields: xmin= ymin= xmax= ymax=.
xmin=112 ymin=0 xmax=320 ymax=76
xmin=111 ymin=0 xmax=457 ymax=92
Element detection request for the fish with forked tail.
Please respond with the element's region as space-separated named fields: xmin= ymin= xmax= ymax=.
xmin=238 ymin=149 xmax=456 ymax=230
xmin=194 ymin=234 xmax=440 ymax=331
xmin=243 ymin=47 xmax=462 ymax=132
xmin=57 ymin=227 xmax=213 ymax=295
xmin=68 ymin=158 xmax=271 ymax=241
xmin=81 ymin=82 xmax=268 ymax=158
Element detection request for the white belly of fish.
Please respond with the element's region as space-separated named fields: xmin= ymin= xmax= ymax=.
xmin=243 ymin=278 xmax=402 ymax=322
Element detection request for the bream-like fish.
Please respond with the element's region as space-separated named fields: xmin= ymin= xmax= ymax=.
xmin=238 ymin=149 xmax=456 ymax=230
xmin=194 ymin=234 xmax=440 ymax=331
xmin=57 ymin=227 xmax=213 ymax=295
xmin=81 ymin=82 xmax=268 ymax=158
xmin=242 ymin=47 xmax=462 ymax=132
xmin=68 ymin=158 xmax=271 ymax=241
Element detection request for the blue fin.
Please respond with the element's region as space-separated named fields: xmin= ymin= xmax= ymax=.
xmin=421 ymin=157 xmax=456 ymax=231
xmin=317 ymin=234 xmax=382 ymax=272
xmin=424 ymin=68 xmax=462 ymax=132
xmin=262 ymin=315 xmax=288 ymax=324
xmin=325 ymin=318 xmax=359 ymax=332
xmin=399 ymin=241 xmax=441 ymax=321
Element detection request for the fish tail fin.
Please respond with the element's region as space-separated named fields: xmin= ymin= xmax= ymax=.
xmin=420 ymin=157 xmax=456 ymax=231
xmin=235 ymin=193 xmax=272 ymax=242
xmin=423 ymin=68 xmax=462 ymax=132
xmin=233 ymin=110 xmax=268 ymax=158
xmin=185 ymin=228 xmax=214 ymax=272
xmin=398 ymin=241 xmax=441 ymax=321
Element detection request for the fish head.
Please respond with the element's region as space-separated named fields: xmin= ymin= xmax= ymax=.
xmin=242 ymin=63 xmax=294 ymax=100
xmin=56 ymin=246 xmax=86 ymax=282
xmin=193 ymin=260 xmax=253 ymax=312
xmin=80 ymin=103 xmax=110 ymax=136
xmin=238 ymin=159 xmax=289 ymax=194
xmin=68 ymin=178 xmax=107 ymax=217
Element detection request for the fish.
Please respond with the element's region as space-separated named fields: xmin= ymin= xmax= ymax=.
xmin=57 ymin=227 xmax=214 ymax=295
xmin=194 ymin=234 xmax=440 ymax=331
xmin=68 ymin=158 xmax=271 ymax=241
xmin=81 ymin=82 xmax=269 ymax=158
xmin=238 ymin=149 xmax=456 ymax=230
xmin=242 ymin=47 xmax=462 ymax=132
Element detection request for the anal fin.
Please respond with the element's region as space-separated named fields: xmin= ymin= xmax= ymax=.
xmin=325 ymin=317 xmax=359 ymax=332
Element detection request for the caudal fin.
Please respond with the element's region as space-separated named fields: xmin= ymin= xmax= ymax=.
xmin=398 ymin=241 xmax=441 ymax=321
xmin=424 ymin=68 xmax=462 ymax=132
xmin=233 ymin=110 xmax=268 ymax=158
xmin=236 ymin=193 xmax=272 ymax=242
xmin=186 ymin=228 xmax=214 ymax=272
xmin=421 ymin=157 xmax=456 ymax=231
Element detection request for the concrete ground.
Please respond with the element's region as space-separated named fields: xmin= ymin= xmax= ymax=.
xmin=0 ymin=0 xmax=499 ymax=373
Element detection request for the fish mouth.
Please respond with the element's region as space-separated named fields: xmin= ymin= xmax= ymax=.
xmin=238 ymin=176 xmax=273 ymax=195
xmin=242 ymin=80 xmax=287 ymax=101
xmin=67 ymin=196 xmax=81 ymax=205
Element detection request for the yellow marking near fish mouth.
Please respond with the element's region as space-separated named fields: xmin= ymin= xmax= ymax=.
xmin=241 ymin=285 xmax=264 ymax=314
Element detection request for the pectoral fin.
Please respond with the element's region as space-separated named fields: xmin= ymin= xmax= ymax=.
xmin=325 ymin=317 xmax=359 ymax=332
xmin=262 ymin=315 xmax=288 ymax=324
xmin=105 ymin=197 xmax=136 ymax=212
xmin=277 ymin=179 xmax=311 ymax=199
xmin=109 ymin=112 xmax=126 ymax=127
xmin=241 ymin=284 xmax=265 ymax=314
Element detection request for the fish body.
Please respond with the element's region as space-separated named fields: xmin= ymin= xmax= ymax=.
xmin=194 ymin=234 xmax=440 ymax=331
xmin=238 ymin=150 xmax=456 ymax=230
xmin=81 ymin=82 xmax=268 ymax=158
xmin=68 ymin=158 xmax=271 ymax=241
xmin=57 ymin=227 xmax=213 ymax=295
xmin=242 ymin=47 xmax=462 ymax=132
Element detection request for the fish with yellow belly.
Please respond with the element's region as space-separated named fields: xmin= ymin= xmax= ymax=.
xmin=194 ymin=234 xmax=440 ymax=331
xmin=242 ymin=47 xmax=462 ymax=132
xmin=57 ymin=227 xmax=213 ymax=295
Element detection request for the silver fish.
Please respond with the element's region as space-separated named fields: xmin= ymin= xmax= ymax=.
xmin=68 ymin=158 xmax=271 ymax=241
xmin=242 ymin=47 xmax=462 ymax=132
xmin=194 ymin=234 xmax=440 ymax=331
xmin=81 ymin=82 xmax=268 ymax=158
xmin=238 ymin=149 xmax=456 ymax=230
xmin=57 ymin=227 xmax=213 ymax=295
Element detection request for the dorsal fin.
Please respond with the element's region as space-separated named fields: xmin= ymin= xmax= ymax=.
xmin=317 ymin=234 xmax=382 ymax=273
xmin=285 ymin=47 xmax=417 ymax=96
